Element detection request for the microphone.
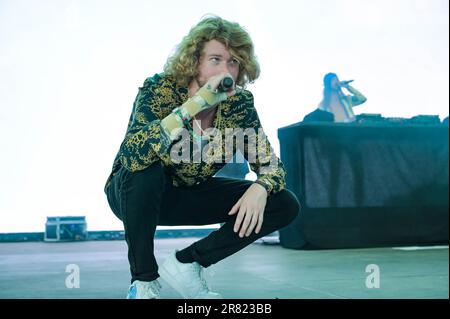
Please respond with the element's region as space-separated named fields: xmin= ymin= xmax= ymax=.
xmin=218 ymin=76 xmax=234 ymax=92
xmin=340 ymin=80 xmax=354 ymax=86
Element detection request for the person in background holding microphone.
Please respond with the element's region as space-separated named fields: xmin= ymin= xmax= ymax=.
xmin=318 ymin=73 xmax=367 ymax=122
xmin=303 ymin=72 xmax=367 ymax=123
xmin=104 ymin=15 xmax=300 ymax=299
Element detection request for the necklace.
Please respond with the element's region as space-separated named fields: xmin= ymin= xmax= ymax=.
xmin=192 ymin=105 xmax=222 ymax=141
xmin=192 ymin=118 xmax=206 ymax=141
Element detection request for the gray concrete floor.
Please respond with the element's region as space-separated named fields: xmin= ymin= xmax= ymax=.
xmin=0 ymin=238 xmax=448 ymax=299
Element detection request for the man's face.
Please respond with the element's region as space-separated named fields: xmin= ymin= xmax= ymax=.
xmin=196 ymin=39 xmax=240 ymax=87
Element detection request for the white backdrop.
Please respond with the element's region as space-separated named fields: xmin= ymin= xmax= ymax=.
xmin=0 ymin=0 xmax=448 ymax=232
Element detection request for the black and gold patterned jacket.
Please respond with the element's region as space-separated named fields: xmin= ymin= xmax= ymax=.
xmin=105 ymin=73 xmax=286 ymax=194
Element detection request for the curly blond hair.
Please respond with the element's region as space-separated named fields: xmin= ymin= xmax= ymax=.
xmin=164 ymin=15 xmax=260 ymax=88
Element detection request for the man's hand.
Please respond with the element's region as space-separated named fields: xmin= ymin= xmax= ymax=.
xmin=184 ymin=73 xmax=236 ymax=117
xmin=228 ymin=183 xmax=268 ymax=238
xmin=205 ymin=73 xmax=236 ymax=97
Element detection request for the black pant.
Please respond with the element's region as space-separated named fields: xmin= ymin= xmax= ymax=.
xmin=105 ymin=162 xmax=300 ymax=283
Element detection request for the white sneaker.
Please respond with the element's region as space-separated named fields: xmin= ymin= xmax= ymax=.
xmin=159 ymin=251 xmax=222 ymax=299
xmin=126 ymin=279 xmax=162 ymax=299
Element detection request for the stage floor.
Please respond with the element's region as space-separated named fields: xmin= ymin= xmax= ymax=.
xmin=0 ymin=238 xmax=448 ymax=299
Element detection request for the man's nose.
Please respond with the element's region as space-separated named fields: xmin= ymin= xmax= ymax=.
xmin=220 ymin=61 xmax=231 ymax=73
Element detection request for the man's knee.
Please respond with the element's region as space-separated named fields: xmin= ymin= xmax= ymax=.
xmin=272 ymin=189 xmax=300 ymax=226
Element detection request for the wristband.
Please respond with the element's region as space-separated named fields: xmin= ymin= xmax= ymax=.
xmin=173 ymin=107 xmax=191 ymax=127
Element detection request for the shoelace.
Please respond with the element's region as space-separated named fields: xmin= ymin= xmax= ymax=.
xmin=189 ymin=263 xmax=211 ymax=292
xmin=198 ymin=268 xmax=210 ymax=291
xmin=193 ymin=264 xmax=218 ymax=294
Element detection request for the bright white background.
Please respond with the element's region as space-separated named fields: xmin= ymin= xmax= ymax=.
xmin=0 ymin=0 xmax=448 ymax=232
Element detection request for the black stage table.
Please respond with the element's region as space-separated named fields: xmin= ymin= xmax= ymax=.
xmin=278 ymin=122 xmax=449 ymax=249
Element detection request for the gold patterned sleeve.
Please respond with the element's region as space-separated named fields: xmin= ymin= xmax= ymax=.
xmin=240 ymin=91 xmax=286 ymax=195
xmin=118 ymin=77 xmax=172 ymax=172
